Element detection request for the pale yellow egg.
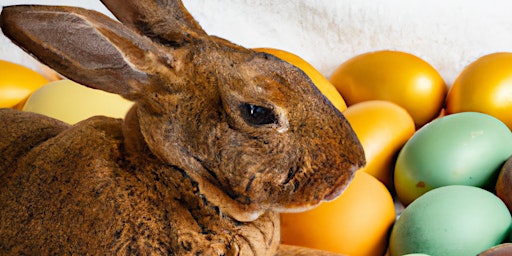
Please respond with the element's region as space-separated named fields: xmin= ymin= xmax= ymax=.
xmin=23 ymin=80 xmax=133 ymax=124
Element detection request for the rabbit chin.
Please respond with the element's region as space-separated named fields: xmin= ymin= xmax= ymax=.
xmin=272 ymin=193 xmax=340 ymax=214
xmin=274 ymin=166 xmax=358 ymax=214
xmin=272 ymin=188 xmax=346 ymax=214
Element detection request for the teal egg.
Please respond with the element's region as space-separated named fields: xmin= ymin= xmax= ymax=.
xmin=389 ymin=185 xmax=512 ymax=256
xmin=394 ymin=112 xmax=512 ymax=205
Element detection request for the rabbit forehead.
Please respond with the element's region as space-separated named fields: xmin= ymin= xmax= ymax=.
xmin=220 ymin=53 xmax=318 ymax=105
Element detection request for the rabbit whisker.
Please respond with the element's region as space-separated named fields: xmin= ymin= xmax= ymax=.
xmin=192 ymin=156 xmax=222 ymax=188
xmin=282 ymin=166 xmax=298 ymax=186
xmin=244 ymin=174 xmax=256 ymax=192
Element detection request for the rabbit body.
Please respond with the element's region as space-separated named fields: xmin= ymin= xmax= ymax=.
xmin=0 ymin=0 xmax=364 ymax=255
xmin=0 ymin=108 xmax=279 ymax=255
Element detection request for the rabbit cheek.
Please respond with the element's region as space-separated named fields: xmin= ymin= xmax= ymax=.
xmin=203 ymin=129 xmax=294 ymax=207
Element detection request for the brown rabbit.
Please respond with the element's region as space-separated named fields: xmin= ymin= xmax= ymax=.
xmin=0 ymin=1 xmax=365 ymax=255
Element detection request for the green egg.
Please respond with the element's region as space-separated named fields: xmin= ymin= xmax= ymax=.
xmin=394 ymin=112 xmax=512 ymax=205
xmin=389 ymin=185 xmax=512 ymax=256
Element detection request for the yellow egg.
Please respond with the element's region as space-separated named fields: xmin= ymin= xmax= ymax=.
xmin=22 ymin=80 xmax=134 ymax=124
xmin=330 ymin=50 xmax=447 ymax=127
xmin=0 ymin=60 xmax=49 ymax=108
xmin=280 ymin=171 xmax=396 ymax=256
xmin=343 ymin=100 xmax=415 ymax=189
xmin=446 ymin=52 xmax=512 ymax=130
xmin=254 ymin=47 xmax=347 ymax=112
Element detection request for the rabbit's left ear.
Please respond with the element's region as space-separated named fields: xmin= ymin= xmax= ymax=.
xmin=0 ymin=5 xmax=166 ymax=100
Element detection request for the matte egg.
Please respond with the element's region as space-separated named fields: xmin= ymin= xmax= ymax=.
xmin=22 ymin=80 xmax=134 ymax=124
xmin=394 ymin=112 xmax=512 ymax=205
xmin=389 ymin=185 xmax=512 ymax=256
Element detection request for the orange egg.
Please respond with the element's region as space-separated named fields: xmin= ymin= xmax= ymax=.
xmin=343 ymin=100 xmax=416 ymax=189
xmin=330 ymin=50 xmax=447 ymax=128
xmin=0 ymin=60 xmax=49 ymax=108
xmin=446 ymin=52 xmax=512 ymax=130
xmin=280 ymin=171 xmax=396 ymax=256
xmin=254 ymin=47 xmax=347 ymax=112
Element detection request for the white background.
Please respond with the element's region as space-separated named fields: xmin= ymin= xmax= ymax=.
xmin=2 ymin=0 xmax=512 ymax=86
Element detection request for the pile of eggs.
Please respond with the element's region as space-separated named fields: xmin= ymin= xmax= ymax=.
xmin=268 ymin=49 xmax=512 ymax=256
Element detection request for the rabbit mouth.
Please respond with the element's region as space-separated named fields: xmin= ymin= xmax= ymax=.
xmin=322 ymin=165 xmax=359 ymax=201
xmin=279 ymin=163 xmax=358 ymax=210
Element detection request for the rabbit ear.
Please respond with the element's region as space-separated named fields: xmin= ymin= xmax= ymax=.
xmin=100 ymin=0 xmax=207 ymax=46
xmin=0 ymin=5 xmax=164 ymax=99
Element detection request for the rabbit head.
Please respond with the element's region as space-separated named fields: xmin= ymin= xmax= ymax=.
xmin=0 ymin=0 xmax=365 ymax=222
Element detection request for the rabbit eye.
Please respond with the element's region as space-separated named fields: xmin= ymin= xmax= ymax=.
xmin=239 ymin=103 xmax=278 ymax=126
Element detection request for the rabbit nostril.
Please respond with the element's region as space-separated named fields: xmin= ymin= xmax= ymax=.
xmin=239 ymin=103 xmax=278 ymax=126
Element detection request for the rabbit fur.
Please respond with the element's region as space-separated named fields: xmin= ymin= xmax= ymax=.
xmin=0 ymin=0 xmax=365 ymax=255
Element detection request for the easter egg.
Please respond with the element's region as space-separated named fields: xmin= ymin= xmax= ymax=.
xmin=330 ymin=50 xmax=447 ymax=127
xmin=479 ymin=243 xmax=512 ymax=256
xmin=389 ymin=185 xmax=512 ymax=256
xmin=394 ymin=112 xmax=512 ymax=205
xmin=446 ymin=52 xmax=512 ymax=130
xmin=280 ymin=171 xmax=395 ymax=256
xmin=22 ymin=79 xmax=134 ymax=124
xmin=496 ymin=156 xmax=512 ymax=213
xmin=343 ymin=100 xmax=415 ymax=189
xmin=0 ymin=60 xmax=49 ymax=108
xmin=254 ymin=47 xmax=347 ymax=112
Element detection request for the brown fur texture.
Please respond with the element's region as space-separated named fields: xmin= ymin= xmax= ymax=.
xmin=0 ymin=1 xmax=364 ymax=255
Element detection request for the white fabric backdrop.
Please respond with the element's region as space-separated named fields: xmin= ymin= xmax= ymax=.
xmin=2 ymin=0 xmax=512 ymax=86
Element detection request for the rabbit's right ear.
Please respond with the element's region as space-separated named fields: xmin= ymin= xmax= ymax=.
xmin=0 ymin=5 xmax=168 ymax=100
xmin=100 ymin=0 xmax=207 ymax=46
